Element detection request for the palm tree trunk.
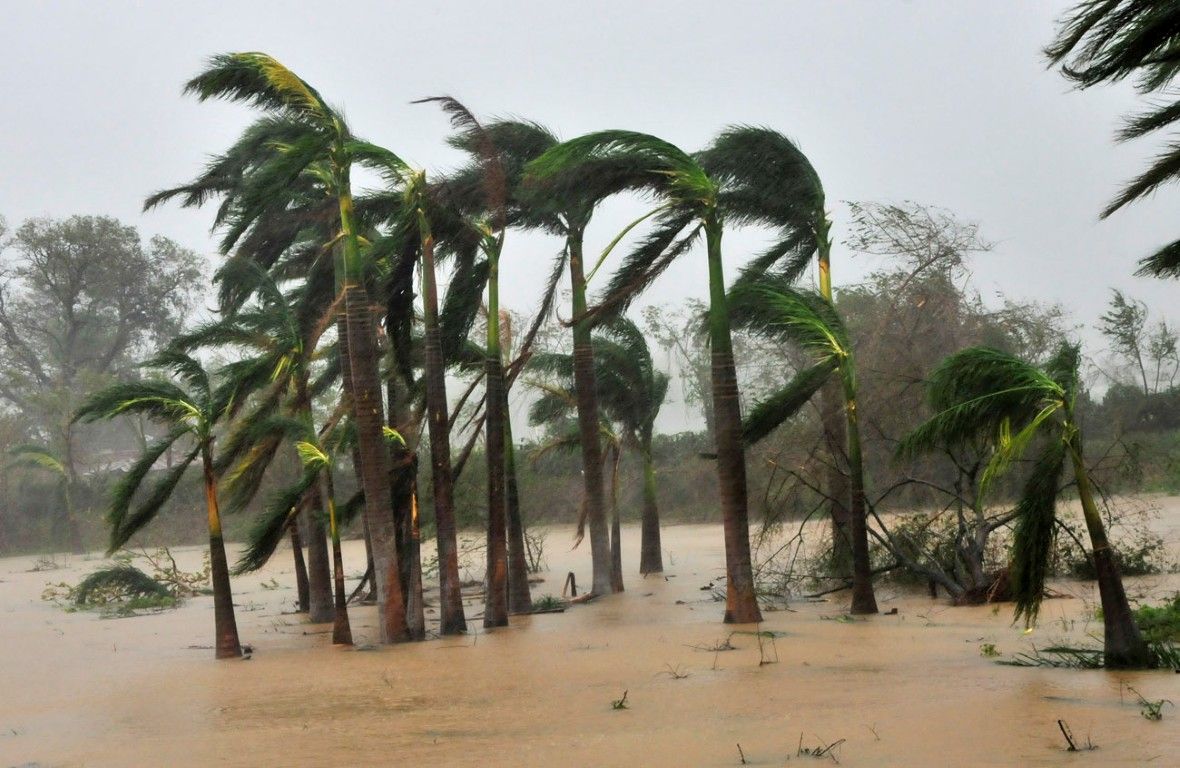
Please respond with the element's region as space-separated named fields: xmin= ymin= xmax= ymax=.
xmin=202 ymin=446 xmax=241 ymax=659
xmin=609 ymin=442 xmax=624 ymax=593
xmin=504 ymin=413 xmax=533 ymax=613
xmin=705 ymin=217 xmax=762 ymax=624
xmin=843 ymin=387 xmax=878 ymax=615
xmin=639 ymin=439 xmax=663 ymax=575
xmin=288 ymin=516 xmax=310 ymax=612
xmin=322 ymin=467 xmax=352 ymax=646
xmin=302 ymin=490 xmax=334 ymax=622
xmin=339 ymin=284 xmax=408 ymax=643
xmin=1069 ymin=443 xmax=1153 ymax=668
xmin=569 ymin=232 xmax=613 ymax=596
xmin=419 ymin=221 xmax=467 ymax=635
xmin=387 ymin=372 xmax=425 ymax=640
xmin=336 ymin=177 xmax=408 ymax=643
xmin=483 ymin=254 xmax=510 ymax=628
xmin=816 ymin=235 xmax=854 ymax=576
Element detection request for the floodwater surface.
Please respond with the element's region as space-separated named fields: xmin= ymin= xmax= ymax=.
xmin=2 ymin=502 xmax=1179 ymax=767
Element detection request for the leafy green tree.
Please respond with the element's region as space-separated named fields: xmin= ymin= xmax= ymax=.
xmin=1047 ymin=1 xmax=1180 ymax=277
xmin=528 ymin=131 xmax=762 ymax=622
xmin=900 ymin=344 xmax=1154 ymax=668
xmin=74 ymin=351 xmax=243 ymax=659
xmin=0 ymin=215 xmax=201 ymax=549
xmin=729 ymin=279 xmax=878 ymax=614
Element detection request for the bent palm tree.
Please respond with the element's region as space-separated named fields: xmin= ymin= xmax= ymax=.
xmin=74 ymin=351 xmax=242 ymax=659
xmin=529 ymin=131 xmax=761 ymax=622
xmin=899 ymin=344 xmax=1153 ymax=668
xmin=700 ymin=126 xmax=853 ymax=573
xmin=7 ymin=445 xmax=83 ymax=554
xmin=183 ymin=52 xmax=408 ymax=642
xmin=1047 ymin=2 xmax=1180 ymax=277
xmin=729 ymin=280 xmax=879 ymax=614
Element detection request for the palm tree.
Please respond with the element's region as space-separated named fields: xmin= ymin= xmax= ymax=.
xmin=293 ymin=430 xmax=355 ymax=645
xmin=899 ymin=344 xmax=1154 ymax=668
xmin=74 ymin=350 xmax=242 ymax=659
xmin=528 ymin=131 xmax=762 ymax=622
xmin=182 ymin=52 xmax=408 ymax=642
xmin=1047 ymin=1 xmax=1180 ymax=277
xmin=585 ymin=319 xmax=670 ymax=575
xmin=699 ymin=126 xmax=853 ymax=575
xmin=170 ymin=256 xmax=336 ymax=622
xmin=729 ymin=279 xmax=879 ymax=614
xmin=528 ymin=317 xmax=670 ymax=577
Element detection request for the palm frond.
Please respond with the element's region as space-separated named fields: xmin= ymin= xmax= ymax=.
xmin=233 ymin=469 xmax=318 ymax=574
xmin=74 ymin=381 xmax=200 ymax=427
xmin=185 ymin=52 xmax=332 ymax=125
xmin=1010 ymin=439 xmax=1067 ymax=626
xmin=6 ymin=444 xmax=66 ymax=477
xmin=742 ymin=359 xmax=839 ymax=445
xmin=1103 ymin=140 xmax=1180 ymax=217
xmin=109 ymin=446 xmax=200 ymax=551
xmin=1136 ymin=236 xmax=1180 ymax=278
xmin=897 ymin=347 xmax=1061 ymax=459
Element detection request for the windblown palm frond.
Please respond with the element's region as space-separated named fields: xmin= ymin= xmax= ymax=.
xmin=234 ymin=469 xmax=318 ymax=574
xmin=699 ymin=126 xmax=826 ymax=283
xmin=184 ymin=52 xmax=333 ymax=124
xmin=1009 ymin=439 xmax=1068 ymax=625
xmin=108 ymin=446 xmax=201 ymax=551
xmin=741 ymin=359 xmax=840 ymax=445
xmin=897 ymin=347 xmax=1064 ymax=459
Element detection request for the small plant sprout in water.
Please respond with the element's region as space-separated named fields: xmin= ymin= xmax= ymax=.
xmin=979 ymin=642 xmax=1001 ymax=658
xmin=796 ymin=734 xmax=845 ymax=763
xmin=611 ymin=690 xmax=629 ymax=710
xmin=659 ymin=663 xmax=690 ymax=680
xmin=1126 ymin=686 xmax=1173 ymax=721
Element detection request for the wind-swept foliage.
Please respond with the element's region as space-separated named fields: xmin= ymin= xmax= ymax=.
xmin=900 ymin=343 xmax=1154 ymax=667
xmin=1047 ymin=1 xmax=1180 ymax=276
xmin=729 ymin=278 xmax=877 ymax=614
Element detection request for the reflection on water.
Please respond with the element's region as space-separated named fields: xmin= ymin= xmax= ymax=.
xmin=2 ymin=500 xmax=1179 ymax=767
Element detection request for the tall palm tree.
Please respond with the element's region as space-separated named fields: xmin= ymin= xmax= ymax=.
xmin=1047 ymin=1 xmax=1180 ymax=277
xmin=699 ymin=126 xmax=853 ymax=574
xmin=528 ymin=132 xmax=762 ymax=622
xmin=364 ymin=158 xmax=470 ymax=636
xmin=729 ymin=279 xmax=879 ymax=614
xmin=899 ymin=344 xmax=1154 ymax=668
xmin=181 ymin=52 xmax=408 ymax=642
xmin=74 ymin=350 xmax=243 ymax=659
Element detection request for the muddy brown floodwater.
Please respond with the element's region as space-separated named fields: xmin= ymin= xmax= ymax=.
xmin=2 ymin=499 xmax=1180 ymax=767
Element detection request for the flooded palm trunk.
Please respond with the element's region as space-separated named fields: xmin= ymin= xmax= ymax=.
xmin=483 ymin=343 xmax=510 ymax=627
xmin=288 ymin=518 xmax=310 ymax=613
xmin=569 ymin=234 xmax=613 ymax=596
xmin=339 ymin=287 xmax=408 ymax=643
xmin=302 ymin=495 xmax=333 ymax=623
xmin=705 ymin=221 xmax=761 ymax=624
xmin=638 ymin=446 xmax=663 ymax=575
xmin=504 ymin=415 xmax=533 ymax=614
xmin=321 ymin=468 xmax=352 ymax=646
xmin=1071 ymin=447 xmax=1152 ymax=668
xmin=202 ymin=448 xmax=241 ymax=660
xmin=609 ymin=443 xmax=624 ymax=593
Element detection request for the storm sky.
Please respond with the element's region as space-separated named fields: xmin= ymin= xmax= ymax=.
xmin=3 ymin=1 xmax=1178 ymax=430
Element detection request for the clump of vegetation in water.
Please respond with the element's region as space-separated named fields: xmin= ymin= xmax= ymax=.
xmin=1126 ymin=686 xmax=1172 ymax=721
xmin=42 ymin=548 xmax=209 ymax=617
xmin=1133 ymin=593 xmax=1180 ymax=644
xmin=979 ymin=643 xmax=1001 ymax=658
xmin=531 ymin=594 xmax=566 ymax=612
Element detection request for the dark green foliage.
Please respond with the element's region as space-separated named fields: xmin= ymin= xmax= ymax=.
xmin=234 ymin=470 xmax=318 ymax=574
xmin=740 ymin=359 xmax=839 ymax=445
xmin=73 ymin=564 xmax=172 ymax=606
xmin=106 ymin=446 xmax=200 ymax=552
xmin=1009 ymin=440 xmax=1067 ymax=625
xmin=1133 ymin=593 xmax=1180 ymax=643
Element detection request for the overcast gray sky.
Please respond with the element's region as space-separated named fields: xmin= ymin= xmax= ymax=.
xmin=4 ymin=1 xmax=1179 ymax=429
